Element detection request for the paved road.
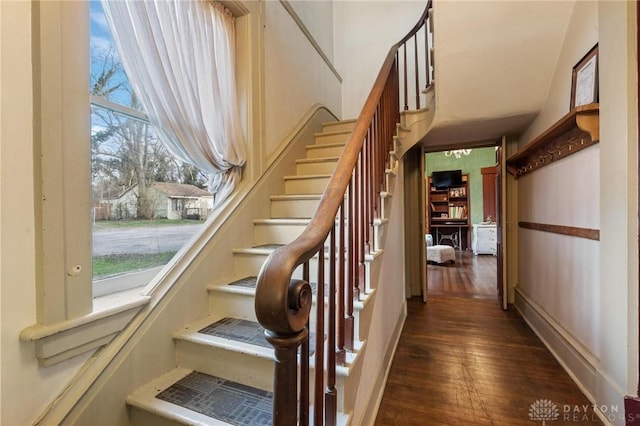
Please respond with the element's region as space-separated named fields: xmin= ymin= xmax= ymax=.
xmin=92 ymin=223 xmax=205 ymax=256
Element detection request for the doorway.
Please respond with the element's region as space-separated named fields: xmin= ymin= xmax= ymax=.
xmin=422 ymin=141 xmax=505 ymax=304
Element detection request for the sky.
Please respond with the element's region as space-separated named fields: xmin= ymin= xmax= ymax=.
xmin=90 ymin=1 xmax=113 ymax=57
xmin=89 ymin=0 xmax=133 ymax=107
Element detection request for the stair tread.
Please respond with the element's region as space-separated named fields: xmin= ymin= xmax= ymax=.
xmin=305 ymin=142 xmax=345 ymax=149
xmin=322 ymin=118 xmax=356 ymax=127
xmin=296 ymin=156 xmax=340 ymax=164
xmin=270 ymin=194 xmax=322 ymax=201
xmin=314 ymin=129 xmax=352 ymax=137
xmin=156 ymin=370 xmax=273 ymax=425
xmin=127 ymin=368 xmax=230 ymax=425
xmin=253 ymin=218 xmax=310 ymax=225
xmin=198 ymin=317 xmax=272 ymax=350
xmin=283 ymin=173 xmax=331 ymax=180
xmin=178 ymin=315 xmax=318 ymax=356
xmin=235 ymin=243 xmax=332 ymax=255
xmin=174 ymin=315 xmax=275 ymax=361
xmin=213 ymin=276 xmax=327 ymax=297
xmin=227 ymin=276 xmax=257 ymax=288
xmin=128 ymin=367 xmax=353 ymax=425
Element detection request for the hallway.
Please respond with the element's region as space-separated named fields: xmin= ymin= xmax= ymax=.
xmin=374 ymin=254 xmax=605 ymax=425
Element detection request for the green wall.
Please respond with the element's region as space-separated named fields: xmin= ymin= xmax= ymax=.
xmin=426 ymin=147 xmax=496 ymax=225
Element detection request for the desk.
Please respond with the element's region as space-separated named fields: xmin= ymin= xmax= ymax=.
xmin=430 ymin=223 xmax=469 ymax=251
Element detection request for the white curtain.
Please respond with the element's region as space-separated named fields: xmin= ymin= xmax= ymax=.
xmin=101 ymin=0 xmax=246 ymax=205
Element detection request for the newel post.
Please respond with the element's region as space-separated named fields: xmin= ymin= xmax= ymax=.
xmin=265 ymin=329 xmax=308 ymax=426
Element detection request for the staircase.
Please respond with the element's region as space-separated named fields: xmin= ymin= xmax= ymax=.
xmin=124 ymin=117 xmax=402 ymax=425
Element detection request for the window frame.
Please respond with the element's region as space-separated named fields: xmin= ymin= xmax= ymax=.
xmin=20 ymin=0 xmax=257 ymax=367
xmin=20 ymin=1 xmax=149 ymax=367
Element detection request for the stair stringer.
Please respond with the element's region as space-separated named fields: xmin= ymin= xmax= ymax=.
xmin=38 ymin=105 xmax=338 ymax=426
xmin=394 ymin=86 xmax=437 ymax=159
xmin=117 ymin=110 xmax=434 ymax=426
xmin=348 ymin=111 xmax=436 ymax=425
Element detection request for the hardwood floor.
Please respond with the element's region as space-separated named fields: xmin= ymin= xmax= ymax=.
xmin=374 ymin=253 xmax=603 ymax=425
xmin=427 ymin=251 xmax=497 ymax=299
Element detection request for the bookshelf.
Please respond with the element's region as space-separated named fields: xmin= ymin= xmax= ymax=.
xmin=427 ymin=174 xmax=470 ymax=250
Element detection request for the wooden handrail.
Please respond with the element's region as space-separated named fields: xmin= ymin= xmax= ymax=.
xmin=255 ymin=2 xmax=433 ymax=424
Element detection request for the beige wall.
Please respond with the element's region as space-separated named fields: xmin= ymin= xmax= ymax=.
xmin=1 ymin=2 xmax=93 ymax=424
xmin=288 ymin=0 xmax=334 ymax=61
xmin=598 ymin=1 xmax=638 ymax=420
xmin=334 ymin=1 xmax=426 ymax=118
xmin=352 ymin=158 xmax=407 ymax=425
xmin=519 ymin=1 xmax=598 ymax=144
xmin=517 ymin=147 xmax=600 ymax=354
xmin=515 ymin=1 xmax=639 ymax=423
xmin=0 ymin=2 xmax=92 ymax=425
xmin=263 ymin=0 xmax=342 ymax=160
xmin=515 ymin=0 xmax=601 ymax=400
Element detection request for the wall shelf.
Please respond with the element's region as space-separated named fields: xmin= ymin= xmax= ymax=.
xmin=506 ymin=103 xmax=599 ymax=178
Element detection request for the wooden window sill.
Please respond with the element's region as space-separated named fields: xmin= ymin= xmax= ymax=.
xmin=19 ymin=291 xmax=150 ymax=367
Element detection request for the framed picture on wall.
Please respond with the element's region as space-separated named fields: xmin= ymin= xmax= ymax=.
xmin=570 ymin=44 xmax=598 ymax=109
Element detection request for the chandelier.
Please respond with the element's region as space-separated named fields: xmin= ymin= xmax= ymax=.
xmin=444 ymin=149 xmax=472 ymax=158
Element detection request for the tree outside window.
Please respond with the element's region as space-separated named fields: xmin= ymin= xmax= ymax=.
xmin=90 ymin=1 xmax=208 ymax=287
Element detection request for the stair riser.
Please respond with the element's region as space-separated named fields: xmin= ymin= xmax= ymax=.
xmin=322 ymin=121 xmax=355 ymax=133
xmin=271 ymin=198 xmax=320 ymax=218
xmin=208 ymin=291 xmax=258 ymax=322
xmin=380 ymin=195 xmax=392 ymax=221
xmin=233 ymin=252 xmax=374 ymax=296
xmin=306 ymin=145 xmax=344 ymax=159
xmin=373 ymin=221 xmax=386 ymax=252
xmin=128 ymin=406 xmax=187 ymax=426
xmin=175 ymin=339 xmax=274 ymax=392
xmin=315 ymin=132 xmax=350 ymax=145
xmin=285 ymin=177 xmax=329 ymax=194
xmin=208 ymin=289 xmax=320 ymax=334
xmin=297 ymin=160 xmax=338 ymax=175
xmin=364 ymin=252 xmax=382 ymax=295
xmin=254 ymin=223 xmax=307 ymax=245
xmin=385 ymin=171 xmax=396 ymax=192
xmin=254 ymin=222 xmax=341 ymax=246
xmin=234 ymin=252 xmax=330 ymax=281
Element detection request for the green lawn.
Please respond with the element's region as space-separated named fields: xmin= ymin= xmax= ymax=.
xmin=93 ymin=219 xmax=199 ymax=230
xmin=93 ymin=251 xmax=176 ymax=278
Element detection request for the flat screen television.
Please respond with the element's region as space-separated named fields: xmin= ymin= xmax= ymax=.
xmin=431 ymin=170 xmax=462 ymax=189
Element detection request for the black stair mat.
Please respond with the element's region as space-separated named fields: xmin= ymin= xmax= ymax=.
xmin=199 ymin=317 xmax=271 ymax=349
xmin=229 ymin=276 xmax=326 ymax=295
xmin=156 ymin=371 xmax=272 ymax=426
xmin=198 ymin=317 xmax=317 ymax=355
xmin=228 ymin=276 xmax=257 ymax=288
xmin=252 ymin=243 xmax=283 ymax=250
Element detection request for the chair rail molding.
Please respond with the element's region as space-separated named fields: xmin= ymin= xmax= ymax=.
xmin=519 ymin=221 xmax=600 ymax=241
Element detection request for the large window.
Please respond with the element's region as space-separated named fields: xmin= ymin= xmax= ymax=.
xmin=22 ymin=0 xmax=256 ymax=367
xmin=90 ymin=1 xmax=207 ymax=295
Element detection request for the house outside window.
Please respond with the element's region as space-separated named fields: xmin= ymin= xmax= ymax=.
xmin=90 ymin=1 xmax=209 ymax=295
xmin=21 ymin=0 xmax=255 ymax=367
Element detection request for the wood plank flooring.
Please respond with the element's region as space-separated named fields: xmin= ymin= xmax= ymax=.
xmin=427 ymin=251 xmax=497 ymax=299
xmin=374 ymin=253 xmax=603 ymax=425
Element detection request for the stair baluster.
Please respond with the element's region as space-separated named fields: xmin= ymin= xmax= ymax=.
xmin=255 ymin=2 xmax=433 ymax=424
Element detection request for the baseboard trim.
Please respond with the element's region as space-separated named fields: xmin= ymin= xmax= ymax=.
xmin=514 ymin=287 xmax=598 ymax=402
xmin=356 ymin=301 xmax=407 ymax=426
